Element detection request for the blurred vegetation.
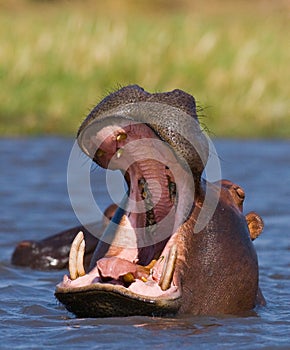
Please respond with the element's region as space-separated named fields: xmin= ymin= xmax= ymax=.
xmin=0 ymin=0 xmax=289 ymax=137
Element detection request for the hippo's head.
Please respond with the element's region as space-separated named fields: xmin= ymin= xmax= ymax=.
xmin=55 ymin=85 xmax=262 ymax=317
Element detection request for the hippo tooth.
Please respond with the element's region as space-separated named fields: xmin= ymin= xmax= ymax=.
xmin=123 ymin=272 xmax=135 ymax=283
xmin=116 ymin=133 xmax=127 ymax=141
xmin=69 ymin=231 xmax=85 ymax=280
xmin=169 ymin=181 xmax=177 ymax=203
xmin=116 ymin=148 xmax=123 ymax=159
xmin=159 ymin=244 xmax=177 ymax=291
xmin=96 ymin=148 xmax=105 ymax=157
xmin=145 ymin=259 xmax=157 ymax=272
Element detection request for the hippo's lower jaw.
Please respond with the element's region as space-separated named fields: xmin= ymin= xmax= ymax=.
xmin=55 ymin=283 xmax=182 ymax=318
xmin=55 ymin=234 xmax=183 ymax=318
xmin=55 ymin=119 xmax=194 ymax=317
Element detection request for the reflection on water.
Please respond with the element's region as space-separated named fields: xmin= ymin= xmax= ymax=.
xmin=0 ymin=138 xmax=290 ymax=349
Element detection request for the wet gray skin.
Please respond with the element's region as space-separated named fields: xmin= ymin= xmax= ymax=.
xmin=55 ymin=85 xmax=263 ymax=318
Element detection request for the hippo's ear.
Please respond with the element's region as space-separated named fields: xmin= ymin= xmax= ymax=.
xmin=246 ymin=211 xmax=264 ymax=241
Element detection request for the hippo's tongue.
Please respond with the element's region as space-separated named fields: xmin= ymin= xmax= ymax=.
xmin=97 ymin=257 xmax=138 ymax=280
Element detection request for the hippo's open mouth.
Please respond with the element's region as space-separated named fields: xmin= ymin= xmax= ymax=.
xmin=55 ymin=117 xmax=196 ymax=317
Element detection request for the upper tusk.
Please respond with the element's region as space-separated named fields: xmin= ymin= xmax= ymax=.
xmin=116 ymin=148 xmax=123 ymax=159
xmin=116 ymin=133 xmax=127 ymax=142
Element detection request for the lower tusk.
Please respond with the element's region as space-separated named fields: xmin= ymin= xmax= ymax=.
xmin=159 ymin=244 xmax=177 ymax=291
xmin=76 ymin=239 xmax=86 ymax=277
xmin=69 ymin=231 xmax=85 ymax=280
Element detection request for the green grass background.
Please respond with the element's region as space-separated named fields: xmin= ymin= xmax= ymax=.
xmin=0 ymin=0 xmax=289 ymax=137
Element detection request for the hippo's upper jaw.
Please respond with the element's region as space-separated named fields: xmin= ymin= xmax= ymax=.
xmin=55 ymin=85 xmax=260 ymax=318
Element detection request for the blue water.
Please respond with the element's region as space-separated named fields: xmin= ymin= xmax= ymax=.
xmin=0 ymin=138 xmax=289 ymax=349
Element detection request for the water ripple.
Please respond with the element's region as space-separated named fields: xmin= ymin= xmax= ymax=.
xmin=0 ymin=138 xmax=289 ymax=349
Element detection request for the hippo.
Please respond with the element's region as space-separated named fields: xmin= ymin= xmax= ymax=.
xmin=53 ymin=85 xmax=265 ymax=317
xmin=11 ymin=204 xmax=117 ymax=271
